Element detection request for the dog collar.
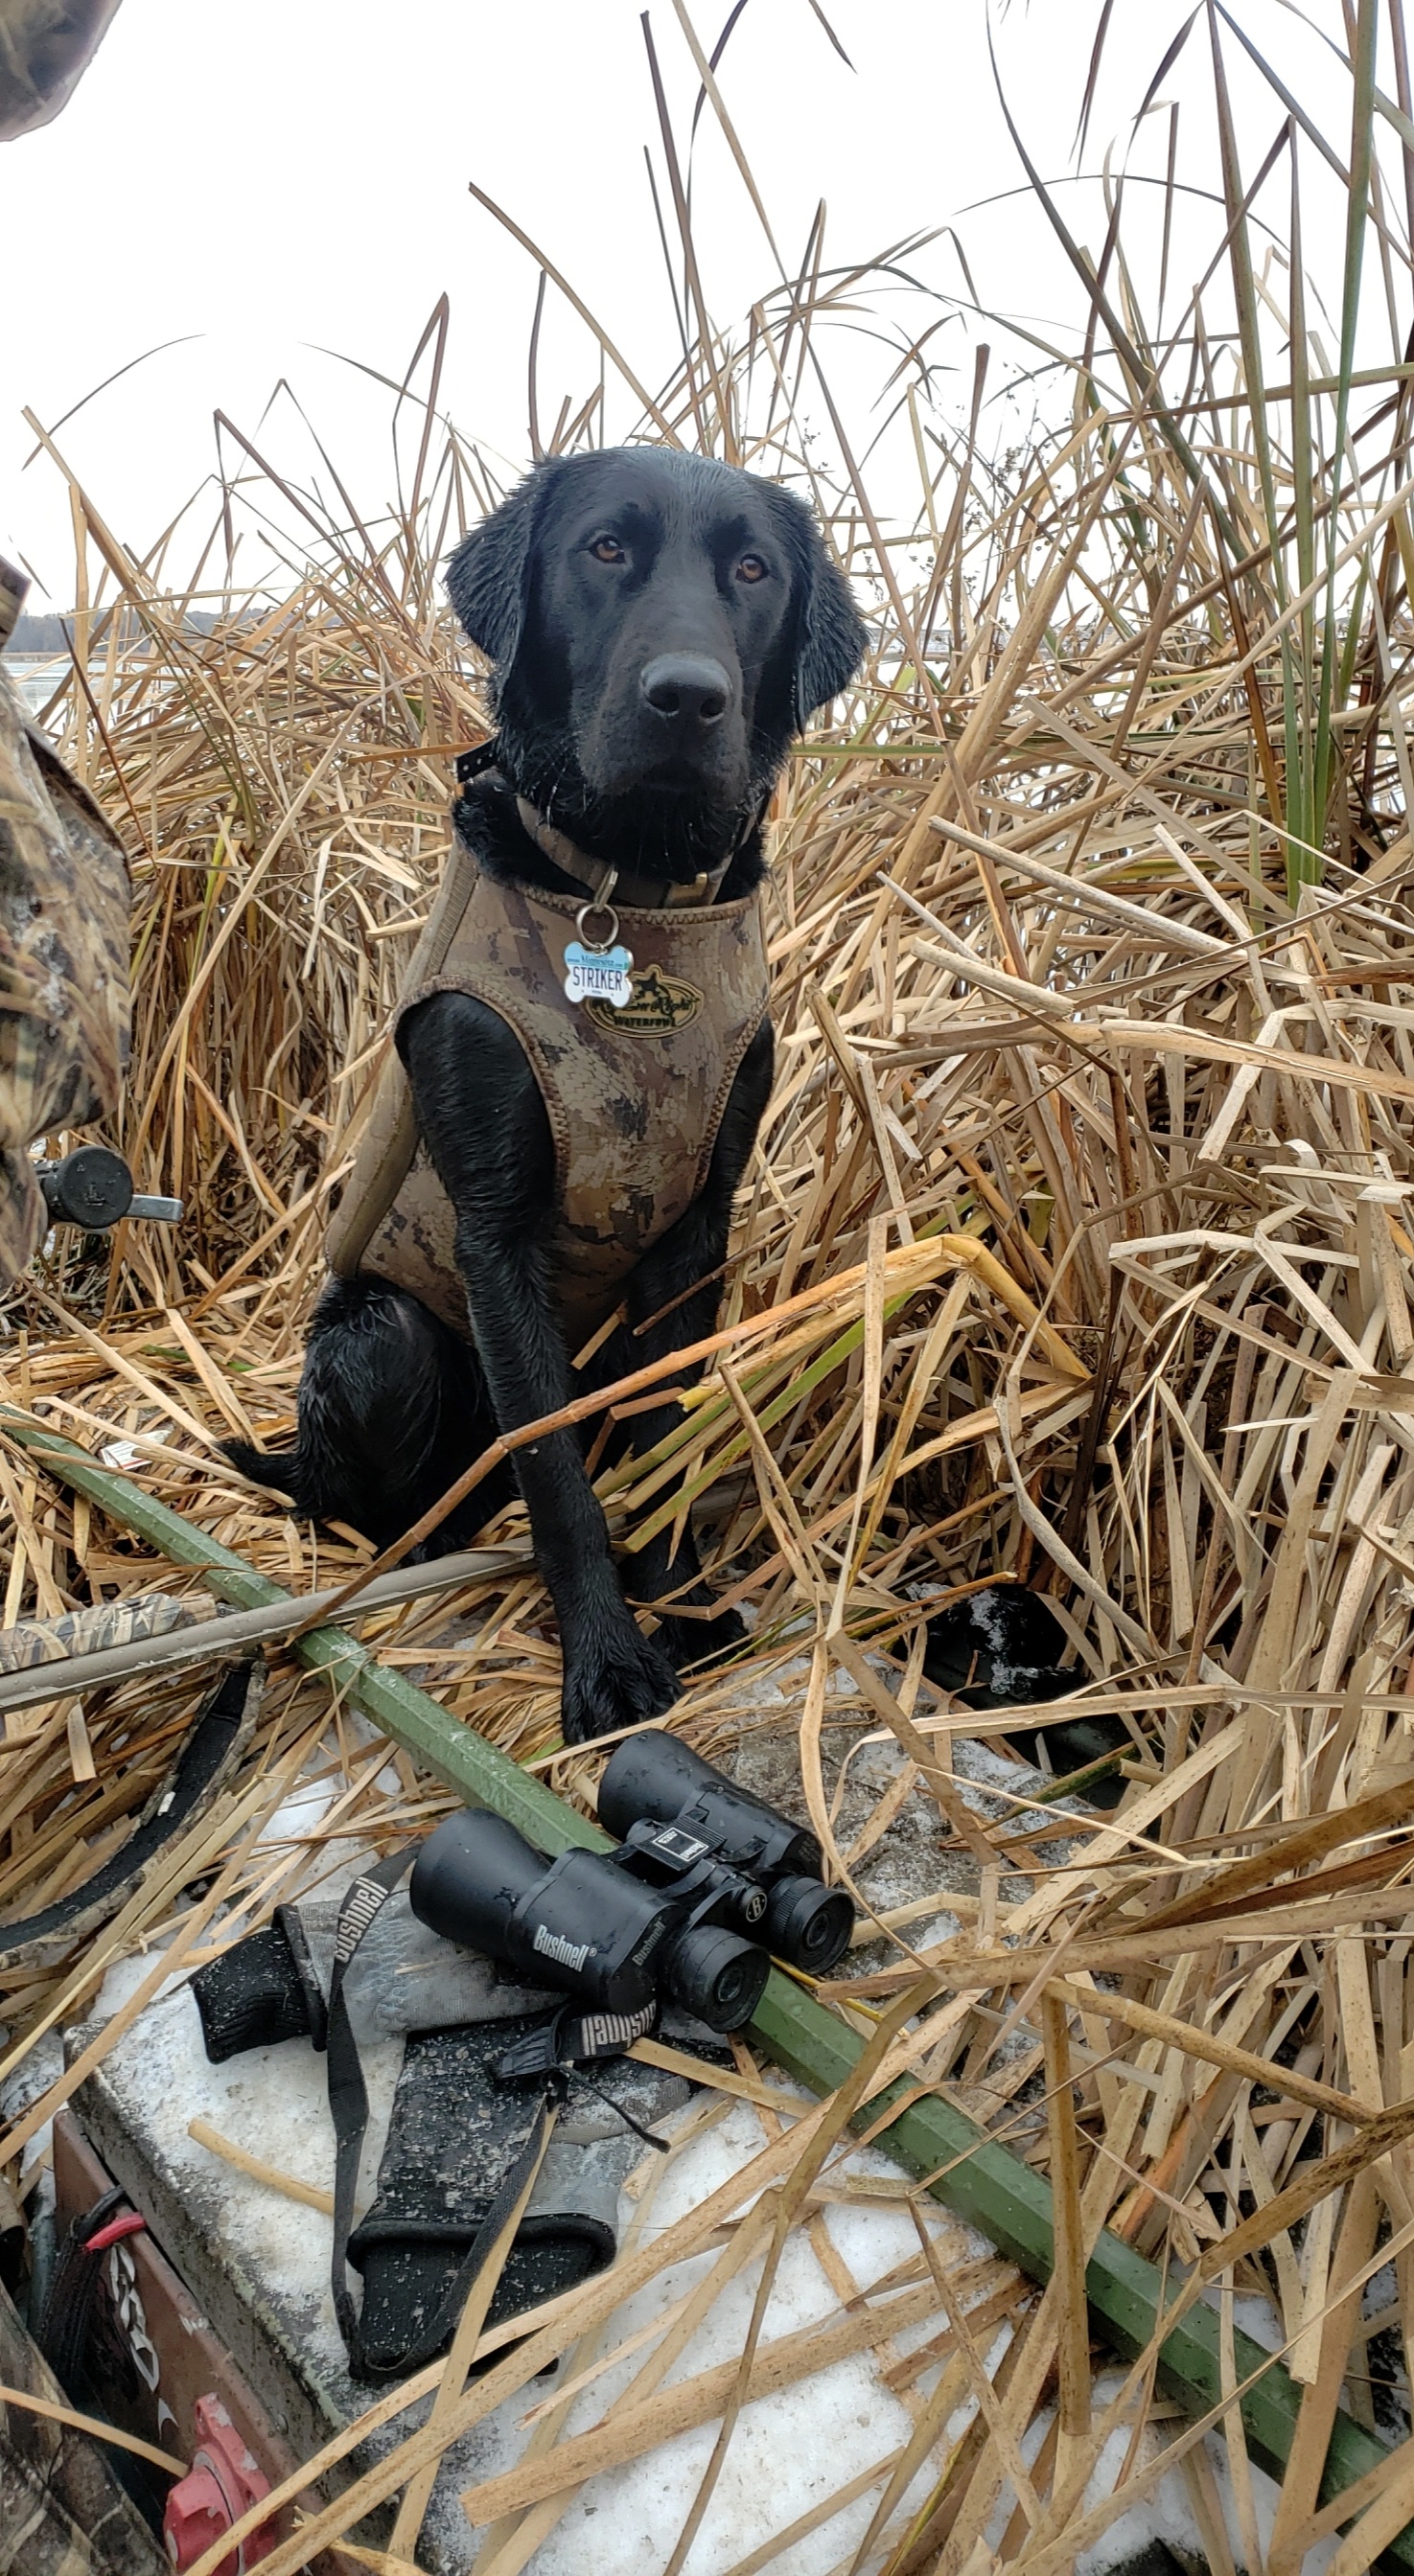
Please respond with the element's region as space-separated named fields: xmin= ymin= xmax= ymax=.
xmin=513 ymin=797 xmax=734 ymax=911
xmin=452 ymin=744 xmax=750 ymax=909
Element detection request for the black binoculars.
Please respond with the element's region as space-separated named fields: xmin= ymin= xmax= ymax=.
xmin=408 ymin=1731 xmax=854 ymax=2036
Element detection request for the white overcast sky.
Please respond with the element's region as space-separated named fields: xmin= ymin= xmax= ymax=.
xmin=0 ymin=0 xmax=1367 ymax=608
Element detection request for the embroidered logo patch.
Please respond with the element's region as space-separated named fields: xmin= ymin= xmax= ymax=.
xmin=586 ymin=966 xmax=703 ymax=1036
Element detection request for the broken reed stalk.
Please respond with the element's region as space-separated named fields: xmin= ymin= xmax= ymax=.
xmin=12 ymin=2 xmax=1414 ymax=2564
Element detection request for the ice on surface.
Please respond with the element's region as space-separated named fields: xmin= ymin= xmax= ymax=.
xmin=470 ymin=2094 xmax=986 ymax=2576
xmin=1 ymin=2020 xmax=62 ymax=2180
xmin=81 ymin=1989 xmax=991 ymax=2573
xmin=1048 ymin=2373 xmax=1339 ymax=2574
xmin=78 ymin=1976 xmax=1351 ymax=2574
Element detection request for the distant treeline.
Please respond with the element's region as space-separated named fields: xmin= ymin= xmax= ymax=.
xmin=5 ymin=610 xmax=223 ymax=653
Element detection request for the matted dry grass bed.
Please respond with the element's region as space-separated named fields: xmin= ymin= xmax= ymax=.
xmin=12 ymin=9 xmax=1414 ymax=2568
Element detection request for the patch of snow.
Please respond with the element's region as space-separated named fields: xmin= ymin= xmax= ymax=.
xmin=1 ymin=2023 xmax=62 ymax=2180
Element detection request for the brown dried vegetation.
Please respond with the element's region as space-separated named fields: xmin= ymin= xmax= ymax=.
xmin=10 ymin=7 xmax=1414 ymax=2566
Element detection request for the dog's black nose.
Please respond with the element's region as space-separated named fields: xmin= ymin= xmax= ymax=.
xmin=639 ymin=655 xmax=731 ymax=727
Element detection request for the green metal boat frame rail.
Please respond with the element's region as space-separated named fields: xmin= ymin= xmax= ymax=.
xmin=5 ymin=1406 xmax=1408 ymax=2566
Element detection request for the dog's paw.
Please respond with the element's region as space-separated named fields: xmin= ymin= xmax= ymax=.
xmin=654 ymin=1598 xmax=747 ymax=1673
xmin=561 ymin=1622 xmax=681 ymax=1745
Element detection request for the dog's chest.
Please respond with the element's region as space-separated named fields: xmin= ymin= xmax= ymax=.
xmin=331 ymin=858 xmax=768 ymax=1350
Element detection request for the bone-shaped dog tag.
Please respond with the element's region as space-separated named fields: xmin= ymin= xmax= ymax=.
xmin=564 ymin=938 xmax=635 ymax=1009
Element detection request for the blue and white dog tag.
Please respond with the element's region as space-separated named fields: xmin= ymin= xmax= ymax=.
xmin=564 ymin=938 xmax=635 ymax=1008
xmin=564 ymin=876 xmax=635 ymax=1010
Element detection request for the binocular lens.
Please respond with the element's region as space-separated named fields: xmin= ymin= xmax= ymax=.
xmin=765 ymin=1877 xmax=855 ymax=1975
xmin=409 ymin=1809 xmax=546 ymax=1959
xmin=598 ymin=1728 xmax=823 ymax=1880
xmin=597 ymin=1728 xmax=719 ymax=1839
xmin=663 ymin=1923 xmax=770 ymax=2033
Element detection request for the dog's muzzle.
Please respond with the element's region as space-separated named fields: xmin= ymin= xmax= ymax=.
xmin=638 ymin=655 xmax=733 ymax=730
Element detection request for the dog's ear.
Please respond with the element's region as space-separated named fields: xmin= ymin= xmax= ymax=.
xmin=445 ymin=466 xmax=554 ymax=669
xmin=776 ymin=494 xmax=869 ymax=726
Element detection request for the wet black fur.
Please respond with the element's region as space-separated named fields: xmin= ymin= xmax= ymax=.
xmin=225 ymin=448 xmax=865 ymax=1742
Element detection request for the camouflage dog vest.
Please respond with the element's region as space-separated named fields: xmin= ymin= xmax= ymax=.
xmin=326 ymin=835 xmax=769 ymax=1353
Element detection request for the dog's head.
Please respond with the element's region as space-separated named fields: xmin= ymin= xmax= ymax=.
xmin=445 ymin=447 xmax=866 ymax=881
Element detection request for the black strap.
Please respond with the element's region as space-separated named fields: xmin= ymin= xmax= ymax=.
xmin=322 ymin=1846 xmax=568 ymax=2379
xmin=325 ymin=1846 xmax=419 ymax=2376
xmin=276 ymin=1901 xmax=329 ymax=2053
xmin=497 ymin=2000 xmax=673 ymax=2150
xmin=0 ymin=1660 xmax=255 ymax=1965
xmin=454 ymin=737 xmax=501 ymax=786
xmin=37 ymin=2189 xmax=129 ymax=2389
xmin=495 ymin=1997 xmax=659 ymax=2082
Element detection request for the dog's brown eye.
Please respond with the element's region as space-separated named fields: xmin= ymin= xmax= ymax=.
xmin=591 ymin=534 xmax=626 ymax=564
xmin=736 ymin=554 xmax=767 ymax=584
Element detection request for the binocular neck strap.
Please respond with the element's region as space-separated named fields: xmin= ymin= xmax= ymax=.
xmin=326 ymin=1845 xmax=422 ymax=2377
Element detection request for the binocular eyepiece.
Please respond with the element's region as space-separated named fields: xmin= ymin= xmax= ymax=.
xmin=598 ymin=1731 xmax=855 ymax=1978
xmin=408 ymin=1732 xmax=854 ymax=2036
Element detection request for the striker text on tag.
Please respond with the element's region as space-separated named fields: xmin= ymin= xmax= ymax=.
xmin=564 ymin=938 xmax=635 ymax=1009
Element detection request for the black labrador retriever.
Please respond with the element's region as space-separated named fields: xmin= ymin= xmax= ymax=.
xmin=228 ymin=447 xmax=865 ymax=1741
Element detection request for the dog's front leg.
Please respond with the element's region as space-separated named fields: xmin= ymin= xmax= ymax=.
xmin=402 ymin=993 xmax=679 ymax=1743
xmin=594 ymin=1020 xmax=775 ymax=1668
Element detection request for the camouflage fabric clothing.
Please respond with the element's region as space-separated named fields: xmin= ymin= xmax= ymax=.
xmin=327 ymin=837 xmax=769 ymax=1352
xmin=0 ymin=557 xmax=130 ymax=1286
xmin=0 ymin=2278 xmax=166 ymax=2576
xmin=0 ymin=1588 xmax=208 ymax=1675
xmin=0 ymin=0 xmax=126 ymax=140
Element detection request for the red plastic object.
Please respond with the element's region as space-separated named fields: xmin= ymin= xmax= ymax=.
xmin=163 ymin=2395 xmax=275 ymax=2575
xmin=84 ymin=2210 xmax=146 ymax=2253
